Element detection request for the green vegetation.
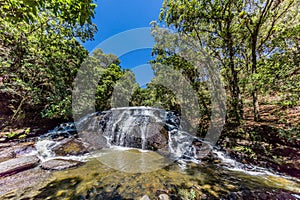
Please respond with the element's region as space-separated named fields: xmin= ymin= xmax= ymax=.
xmin=0 ymin=0 xmax=299 ymax=178
xmin=159 ymin=0 xmax=300 ymax=123
xmin=0 ymin=0 xmax=97 ymax=126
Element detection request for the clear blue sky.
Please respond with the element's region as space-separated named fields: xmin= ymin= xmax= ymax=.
xmin=83 ymin=0 xmax=164 ymax=70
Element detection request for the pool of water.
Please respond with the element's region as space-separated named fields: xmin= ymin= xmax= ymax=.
xmin=4 ymin=148 xmax=299 ymax=200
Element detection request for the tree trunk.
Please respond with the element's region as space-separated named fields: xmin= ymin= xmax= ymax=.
xmin=229 ymin=50 xmax=243 ymax=124
xmin=251 ymin=37 xmax=260 ymax=121
xmin=227 ymin=24 xmax=243 ymax=124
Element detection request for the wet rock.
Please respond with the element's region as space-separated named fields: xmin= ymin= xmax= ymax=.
xmin=0 ymin=155 xmax=40 ymax=176
xmin=158 ymin=194 xmax=170 ymax=200
xmin=143 ymin=124 xmax=169 ymax=150
xmin=140 ymin=195 xmax=151 ymax=200
xmin=0 ymin=142 xmax=36 ymax=162
xmin=13 ymin=141 xmax=36 ymax=156
xmin=80 ymin=131 xmax=108 ymax=151
xmin=228 ymin=189 xmax=300 ymax=200
xmin=0 ymin=167 xmax=50 ymax=196
xmin=192 ymin=140 xmax=212 ymax=160
xmin=0 ymin=148 xmax=16 ymax=162
xmin=41 ymin=159 xmax=83 ymax=170
xmin=97 ymin=109 xmax=169 ymax=150
xmin=52 ymin=138 xmax=88 ymax=156
xmin=40 ymin=122 xmax=77 ymax=140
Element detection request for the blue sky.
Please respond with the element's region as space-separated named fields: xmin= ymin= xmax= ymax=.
xmin=83 ymin=0 xmax=164 ymax=70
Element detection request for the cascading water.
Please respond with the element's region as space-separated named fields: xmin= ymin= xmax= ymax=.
xmin=36 ymin=106 xmax=292 ymax=177
xmin=74 ymin=106 xmax=210 ymax=161
xmin=6 ymin=106 xmax=299 ymax=199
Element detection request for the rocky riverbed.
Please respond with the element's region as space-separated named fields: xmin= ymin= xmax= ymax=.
xmin=0 ymin=107 xmax=300 ymax=199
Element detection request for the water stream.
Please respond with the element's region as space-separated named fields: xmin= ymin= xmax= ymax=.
xmin=1 ymin=107 xmax=300 ymax=199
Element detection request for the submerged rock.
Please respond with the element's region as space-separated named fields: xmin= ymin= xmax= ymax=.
xmin=41 ymin=159 xmax=83 ymax=170
xmin=228 ymin=189 xmax=300 ymax=200
xmin=0 ymin=155 xmax=40 ymax=176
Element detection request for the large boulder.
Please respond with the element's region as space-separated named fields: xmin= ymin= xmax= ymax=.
xmin=0 ymin=155 xmax=40 ymax=176
xmin=96 ymin=109 xmax=169 ymax=150
xmin=0 ymin=167 xmax=50 ymax=196
xmin=52 ymin=138 xmax=88 ymax=156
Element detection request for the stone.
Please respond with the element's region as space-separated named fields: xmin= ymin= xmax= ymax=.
xmin=0 ymin=148 xmax=16 ymax=162
xmin=0 ymin=142 xmax=36 ymax=162
xmin=158 ymin=194 xmax=170 ymax=200
xmin=0 ymin=167 xmax=50 ymax=195
xmin=13 ymin=142 xmax=36 ymax=156
xmin=0 ymin=155 xmax=40 ymax=176
xmin=41 ymin=158 xmax=83 ymax=170
xmin=140 ymin=195 xmax=151 ymax=200
xmin=52 ymin=138 xmax=88 ymax=156
xmin=80 ymin=131 xmax=108 ymax=151
xmin=96 ymin=109 xmax=170 ymax=151
xmin=228 ymin=189 xmax=299 ymax=200
xmin=145 ymin=124 xmax=169 ymax=150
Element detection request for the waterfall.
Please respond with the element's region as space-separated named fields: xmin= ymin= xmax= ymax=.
xmin=74 ymin=106 xmax=211 ymax=160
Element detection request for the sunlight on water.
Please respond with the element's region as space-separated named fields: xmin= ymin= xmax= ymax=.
xmin=93 ymin=147 xmax=170 ymax=173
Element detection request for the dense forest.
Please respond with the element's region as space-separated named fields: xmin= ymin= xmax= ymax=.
xmin=0 ymin=0 xmax=300 ymax=185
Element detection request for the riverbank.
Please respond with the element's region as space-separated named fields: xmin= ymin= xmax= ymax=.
xmin=0 ymin=105 xmax=299 ymax=199
xmin=219 ymin=104 xmax=300 ymax=179
xmin=1 ymin=104 xmax=299 ymax=180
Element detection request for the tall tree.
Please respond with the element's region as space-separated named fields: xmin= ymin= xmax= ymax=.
xmin=239 ymin=0 xmax=299 ymax=121
xmin=0 ymin=0 xmax=97 ymax=125
xmin=160 ymin=0 xmax=300 ymax=122
xmin=160 ymin=0 xmax=244 ymax=124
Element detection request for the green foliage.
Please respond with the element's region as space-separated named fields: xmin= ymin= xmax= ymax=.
xmin=73 ymin=48 xmax=137 ymax=117
xmin=159 ymin=0 xmax=300 ymax=123
xmin=178 ymin=188 xmax=197 ymax=200
xmin=0 ymin=0 xmax=97 ymax=123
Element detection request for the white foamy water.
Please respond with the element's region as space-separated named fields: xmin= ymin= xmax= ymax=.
xmin=213 ymin=150 xmax=282 ymax=176
xmin=33 ymin=139 xmax=89 ymax=162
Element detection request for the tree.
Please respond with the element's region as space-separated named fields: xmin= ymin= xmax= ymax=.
xmin=160 ymin=0 xmax=244 ymax=124
xmin=0 ymin=0 xmax=97 ymax=126
xmin=238 ymin=0 xmax=299 ymax=121
xmin=72 ymin=48 xmax=139 ymax=118
xmin=0 ymin=0 xmax=96 ymax=27
xmin=159 ymin=0 xmax=300 ymax=122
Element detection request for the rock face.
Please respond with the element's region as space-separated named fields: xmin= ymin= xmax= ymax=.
xmin=75 ymin=107 xmax=212 ymax=160
xmin=0 ymin=167 xmax=50 ymax=196
xmin=52 ymin=138 xmax=88 ymax=156
xmin=41 ymin=159 xmax=83 ymax=170
xmin=0 ymin=148 xmax=16 ymax=162
xmin=0 ymin=155 xmax=40 ymax=176
xmin=0 ymin=142 xmax=36 ymax=162
xmin=97 ymin=108 xmax=169 ymax=150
